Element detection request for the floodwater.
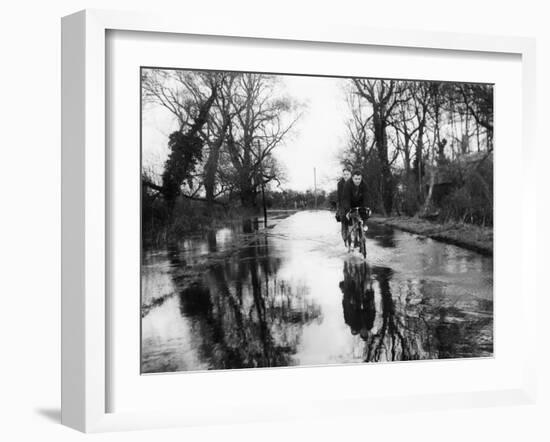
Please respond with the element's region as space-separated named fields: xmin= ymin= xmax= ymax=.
xmin=141 ymin=210 xmax=493 ymax=373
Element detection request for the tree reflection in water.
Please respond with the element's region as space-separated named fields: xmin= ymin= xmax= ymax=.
xmin=340 ymin=260 xmax=493 ymax=362
xmin=175 ymin=220 xmax=322 ymax=370
xmin=142 ymin=214 xmax=492 ymax=373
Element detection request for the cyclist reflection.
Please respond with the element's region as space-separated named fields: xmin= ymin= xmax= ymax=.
xmin=339 ymin=261 xmax=375 ymax=340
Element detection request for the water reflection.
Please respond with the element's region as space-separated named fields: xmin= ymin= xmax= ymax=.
xmin=339 ymin=260 xmax=493 ymax=363
xmin=142 ymin=219 xmax=322 ymax=373
xmin=340 ymin=262 xmax=376 ymax=339
xmin=365 ymin=222 xmax=396 ymax=248
xmin=142 ymin=211 xmax=493 ymax=373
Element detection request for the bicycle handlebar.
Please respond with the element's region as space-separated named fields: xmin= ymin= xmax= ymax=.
xmin=347 ymin=207 xmax=371 ymax=214
xmin=346 ymin=207 xmax=372 ymax=221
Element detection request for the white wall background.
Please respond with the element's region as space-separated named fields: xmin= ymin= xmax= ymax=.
xmin=0 ymin=1 xmax=547 ymax=441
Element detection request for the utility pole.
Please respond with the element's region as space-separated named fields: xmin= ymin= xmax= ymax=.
xmin=313 ymin=167 xmax=317 ymax=210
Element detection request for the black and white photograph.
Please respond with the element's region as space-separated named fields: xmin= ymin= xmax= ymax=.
xmin=5 ymin=0 xmax=550 ymax=438
xmin=140 ymin=68 xmax=494 ymax=374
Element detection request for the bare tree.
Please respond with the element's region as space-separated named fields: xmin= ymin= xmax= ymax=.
xmin=200 ymin=73 xmax=241 ymax=209
xmin=352 ymin=79 xmax=403 ymax=215
xmin=459 ymin=83 xmax=493 ymax=148
xmin=224 ymin=74 xmax=301 ymax=208
xmin=141 ymin=69 xmax=221 ymax=209
xmin=342 ymin=87 xmax=375 ymax=170
xmin=409 ymin=82 xmax=431 ymax=197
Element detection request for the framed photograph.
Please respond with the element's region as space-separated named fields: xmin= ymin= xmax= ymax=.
xmin=61 ymin=9 xmax=537 ymax=433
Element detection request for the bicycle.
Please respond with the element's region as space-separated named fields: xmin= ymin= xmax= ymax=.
xmin=344 ymin=207 xmax=371 ymax=259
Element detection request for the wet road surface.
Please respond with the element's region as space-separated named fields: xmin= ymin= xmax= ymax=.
xmin=141 ymin=210 xmax=493 ymax=373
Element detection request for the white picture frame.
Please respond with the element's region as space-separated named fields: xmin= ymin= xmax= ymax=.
xmin=61 ymin=9 xmax=537 ymax=433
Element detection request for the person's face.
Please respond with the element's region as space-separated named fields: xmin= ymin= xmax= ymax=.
xmin=343 ymin=170 xmax=351 ymax=181
xmin=352 ymin=175 xmax=362 ymax=185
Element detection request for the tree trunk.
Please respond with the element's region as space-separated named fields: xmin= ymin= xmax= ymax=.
xmin=372 ymin=111 xmax=393 ymax=215
xmin=239 ymin=137 xmax=257 ymax=208
xmin=204 ymin=119 xmax=230 ymax=210
xmin=403 ymin=133 xmax=411 ymax=176
xmin=240 ymin=185 xmax=256 ymax=208
xmin=422 ymin=91 xmax=441 ymax=216
xmin=414 ymin=122 xmax=425 ymax=197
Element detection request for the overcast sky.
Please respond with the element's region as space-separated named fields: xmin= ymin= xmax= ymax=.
xmin=142 ymin=73 xmax=351 ymax=193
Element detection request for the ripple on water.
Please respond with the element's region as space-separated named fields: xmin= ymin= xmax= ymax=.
xmin=141 ymin=211 xmax=493 ymax=372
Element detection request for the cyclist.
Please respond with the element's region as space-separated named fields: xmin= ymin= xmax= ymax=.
xmin=343 ymin=170 xmax=371 ymax=231
xmin=336 ymin=167 xmax=352 ymax=244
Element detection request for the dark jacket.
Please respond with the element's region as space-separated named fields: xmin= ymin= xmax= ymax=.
xmin=343 ymin=179 xmax=369 ymax=211
xmin=337 ymin=178 xmax=347 ymax=209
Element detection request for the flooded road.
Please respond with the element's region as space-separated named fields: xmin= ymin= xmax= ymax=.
xmin=141 ymin=210 xmax=493 ymax=373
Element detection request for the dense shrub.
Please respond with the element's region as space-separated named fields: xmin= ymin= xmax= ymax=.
xmin=438 ymin=158 xmax=493 ymax=226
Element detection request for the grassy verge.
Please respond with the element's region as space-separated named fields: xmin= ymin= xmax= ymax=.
xmin=143 ymin=203 xmax=254 ymax=247
xmin=369 ymin=216 xmax=493 ymax=256
xmin=143 ymin=204 xmax=301 ymax=248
